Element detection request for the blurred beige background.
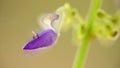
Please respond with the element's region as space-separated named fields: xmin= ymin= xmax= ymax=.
xmin=0 ymin=0 xmax=120 ymax=68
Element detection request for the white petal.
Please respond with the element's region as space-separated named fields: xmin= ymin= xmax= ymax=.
xmin=38 ymin=12 xmax=64 ymax=36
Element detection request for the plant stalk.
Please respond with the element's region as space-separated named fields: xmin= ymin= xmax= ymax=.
xmin=73 ymin=0 xmax=102 ymax=68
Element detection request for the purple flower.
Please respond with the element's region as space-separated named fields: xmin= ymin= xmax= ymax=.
xmin=23 ymin=13 xmax=62 ymax=50
xmin=23 ymin=29 xmax=57 ymax=50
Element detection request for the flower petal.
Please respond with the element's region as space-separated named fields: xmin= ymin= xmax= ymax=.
xmin=38 ymin=13 xmax=60 ymax=32
xmin=23 ymin=29 xmax=57 ymax=50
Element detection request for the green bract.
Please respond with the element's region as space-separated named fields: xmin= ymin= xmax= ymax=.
xmin=56 ymin=3 xmax=120 ymax=47
xmin=75 ymin=9 xmax=120 ymax=45
xmin=96 ymin=10 xmax=120 ymax=40
xmin=56 ymin=3 xmax=78 ymax=32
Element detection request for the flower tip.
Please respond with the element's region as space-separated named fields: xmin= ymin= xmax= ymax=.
xmin=23 ymin=47 xmax=28 ymax=50
xmin=23 ymin=45 xmax=32 ymax=50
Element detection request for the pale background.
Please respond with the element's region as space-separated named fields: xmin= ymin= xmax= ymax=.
xmin=0 ymin=0 xmax=120 ymax=68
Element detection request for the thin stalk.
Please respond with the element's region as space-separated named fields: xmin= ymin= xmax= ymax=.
xmin=73 ymin=0 xmax=102 ymax=68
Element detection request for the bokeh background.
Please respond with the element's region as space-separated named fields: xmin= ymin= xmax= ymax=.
xmin=0 ymin=0 xmax=120 ymax=68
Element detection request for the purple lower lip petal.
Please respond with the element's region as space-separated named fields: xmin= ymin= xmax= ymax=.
xmin=23 ymin=29 xmax=57 ymax=50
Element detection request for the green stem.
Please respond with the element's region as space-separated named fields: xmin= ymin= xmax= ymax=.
xmin=73 ymin=0 xmax=102 ymax=68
